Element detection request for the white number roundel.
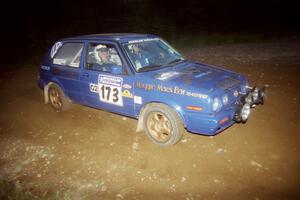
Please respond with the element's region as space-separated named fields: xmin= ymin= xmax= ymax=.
xmin=50 ymin=42 xmax=63 ymax=58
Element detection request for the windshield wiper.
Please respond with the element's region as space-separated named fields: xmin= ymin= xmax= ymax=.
xmin=138 ymin=59 xmax=186 ymax=72
xmin=138 ymin=65 xmax=162 ymax=72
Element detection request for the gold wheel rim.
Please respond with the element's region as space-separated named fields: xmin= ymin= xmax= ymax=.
xmin=146 ymin=112 xmax=172 ymax=143
xmin=49 ymin=88 xmax=62 ymax=109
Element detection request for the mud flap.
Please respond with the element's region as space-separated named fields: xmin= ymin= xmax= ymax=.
xmin=136 ymin=118 xmax=143 ymax=133
xmin=44 ymin=84 xmax=50 ymax=104
xmin=136 ymin=108 xmax=145 ymax=133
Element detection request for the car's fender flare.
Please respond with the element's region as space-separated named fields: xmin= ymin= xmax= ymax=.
xmin=136 ymin=101 xmax=185 ymax=133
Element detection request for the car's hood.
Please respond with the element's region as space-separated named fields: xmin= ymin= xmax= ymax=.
xmin=153 ymin=61 xmax=245 ymax=93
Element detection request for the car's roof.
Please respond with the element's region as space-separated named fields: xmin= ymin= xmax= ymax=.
xmin=62 ymin=33 xmax=159 ymax=43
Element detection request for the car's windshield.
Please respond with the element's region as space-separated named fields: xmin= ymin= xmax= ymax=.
xmin=123 ymin=39 xmax=185 ymax=72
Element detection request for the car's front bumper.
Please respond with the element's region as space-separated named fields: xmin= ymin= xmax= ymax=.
xmin=184 ymin=86 xmax=266 ymax=135
xmin=184 ymin=108 xmax=236 ymax=135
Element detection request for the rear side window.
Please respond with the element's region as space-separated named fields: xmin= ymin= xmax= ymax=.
xmin=52 ymin=43 xmax=83 ymax=68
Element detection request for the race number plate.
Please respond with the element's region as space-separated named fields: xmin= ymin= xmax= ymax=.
xmin=98 ymin=75 xmax=123 ymax=106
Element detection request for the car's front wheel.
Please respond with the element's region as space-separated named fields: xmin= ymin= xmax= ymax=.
xmin=143 ymin=103 xmax=183 ymax=146
xmin=48 ymin=84 xmax=71 ymax=112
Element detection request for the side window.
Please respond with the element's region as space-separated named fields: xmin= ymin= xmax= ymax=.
xmin=53 ymin=43 xmax=83 ymax=68
xmin=86 ymin=43 xmax=123 ymax=73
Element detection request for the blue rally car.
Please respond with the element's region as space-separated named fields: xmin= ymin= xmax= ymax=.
xmin=38 ymin=33 xmax=265 ymax=146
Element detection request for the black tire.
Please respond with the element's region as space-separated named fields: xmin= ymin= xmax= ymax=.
xmin=143 ymin=103 xmax=184 ymax=146
xmin=48 ymin=84 xmax=71 ymax=112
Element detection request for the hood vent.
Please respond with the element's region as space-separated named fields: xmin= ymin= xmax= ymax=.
xmin=181 ymin=66 xmax=202 ymax=74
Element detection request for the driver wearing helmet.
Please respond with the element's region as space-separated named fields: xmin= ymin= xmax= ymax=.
xmin=95 ymin=45 xmax=114 ymax=64
xmin=92 ymin=44 xmax=115 ymax=71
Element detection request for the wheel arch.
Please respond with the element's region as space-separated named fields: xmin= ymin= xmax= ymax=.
xmin=44 ymin=81 xmax=70 ymax=104
xmin=135 ymin=101 xmax=186 ymax=133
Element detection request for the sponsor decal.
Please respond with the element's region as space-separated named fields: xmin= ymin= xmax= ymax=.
xmin=185 ymin=91 xmax=208 ymax=99
xmin=122 ymin=84 xmax=132 ymax=89
xmin=50 ymin=42 xmax=62 ymax=58
xmin=89 ymin=83 xmax=98 ymax=93
xmin=136 ymin=81 xmax=208 ymax=99
xmin=122 ymin=90 xmax=133 ymax=98
xmin=128 ymin=38 xmax=158 ymax=44
xmin=99 ymin=75 xmax=122 ymax=87
xmin=98 ymin=75 xmax=123 ymax=106
xmin=136 ymin=82 xmax=155 ymax=91
xmin=53 ymin=58 xmax=66 ymax=65
xmin=41 ymin=65 xmax=50 ymax=71
xmin=134 ymin=96 xmax=142 ymax=104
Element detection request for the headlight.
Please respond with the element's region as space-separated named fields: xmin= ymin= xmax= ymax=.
xmin=212 ymin=97 xmax=221 ymax=112
xmin=222 ymin=94 xmax=229 ymax=105
xmin=240 ymin=103 xmax=251 ymax=122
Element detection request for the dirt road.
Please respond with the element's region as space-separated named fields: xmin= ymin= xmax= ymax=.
xmin=1 ymin=39 xmax=300 ymax=199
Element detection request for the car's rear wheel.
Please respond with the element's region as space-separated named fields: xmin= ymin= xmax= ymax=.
xmin=143 ymin=103 xmax=183 ymax=146
xmin=48 ymin=84 xmax=71 ymax=112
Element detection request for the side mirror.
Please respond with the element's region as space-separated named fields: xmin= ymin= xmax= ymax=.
xmin=111 ymin=65 xmax=122 ymax=75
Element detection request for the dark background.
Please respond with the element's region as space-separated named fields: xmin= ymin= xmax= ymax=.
xmin=1 ymin=0 xmax=299 ymax=67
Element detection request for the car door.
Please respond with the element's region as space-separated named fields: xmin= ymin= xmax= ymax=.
xmin=51 ymin=42 xmax=84 ymax=103
xmin=79 ymin=41 xmax=135 ymax=116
